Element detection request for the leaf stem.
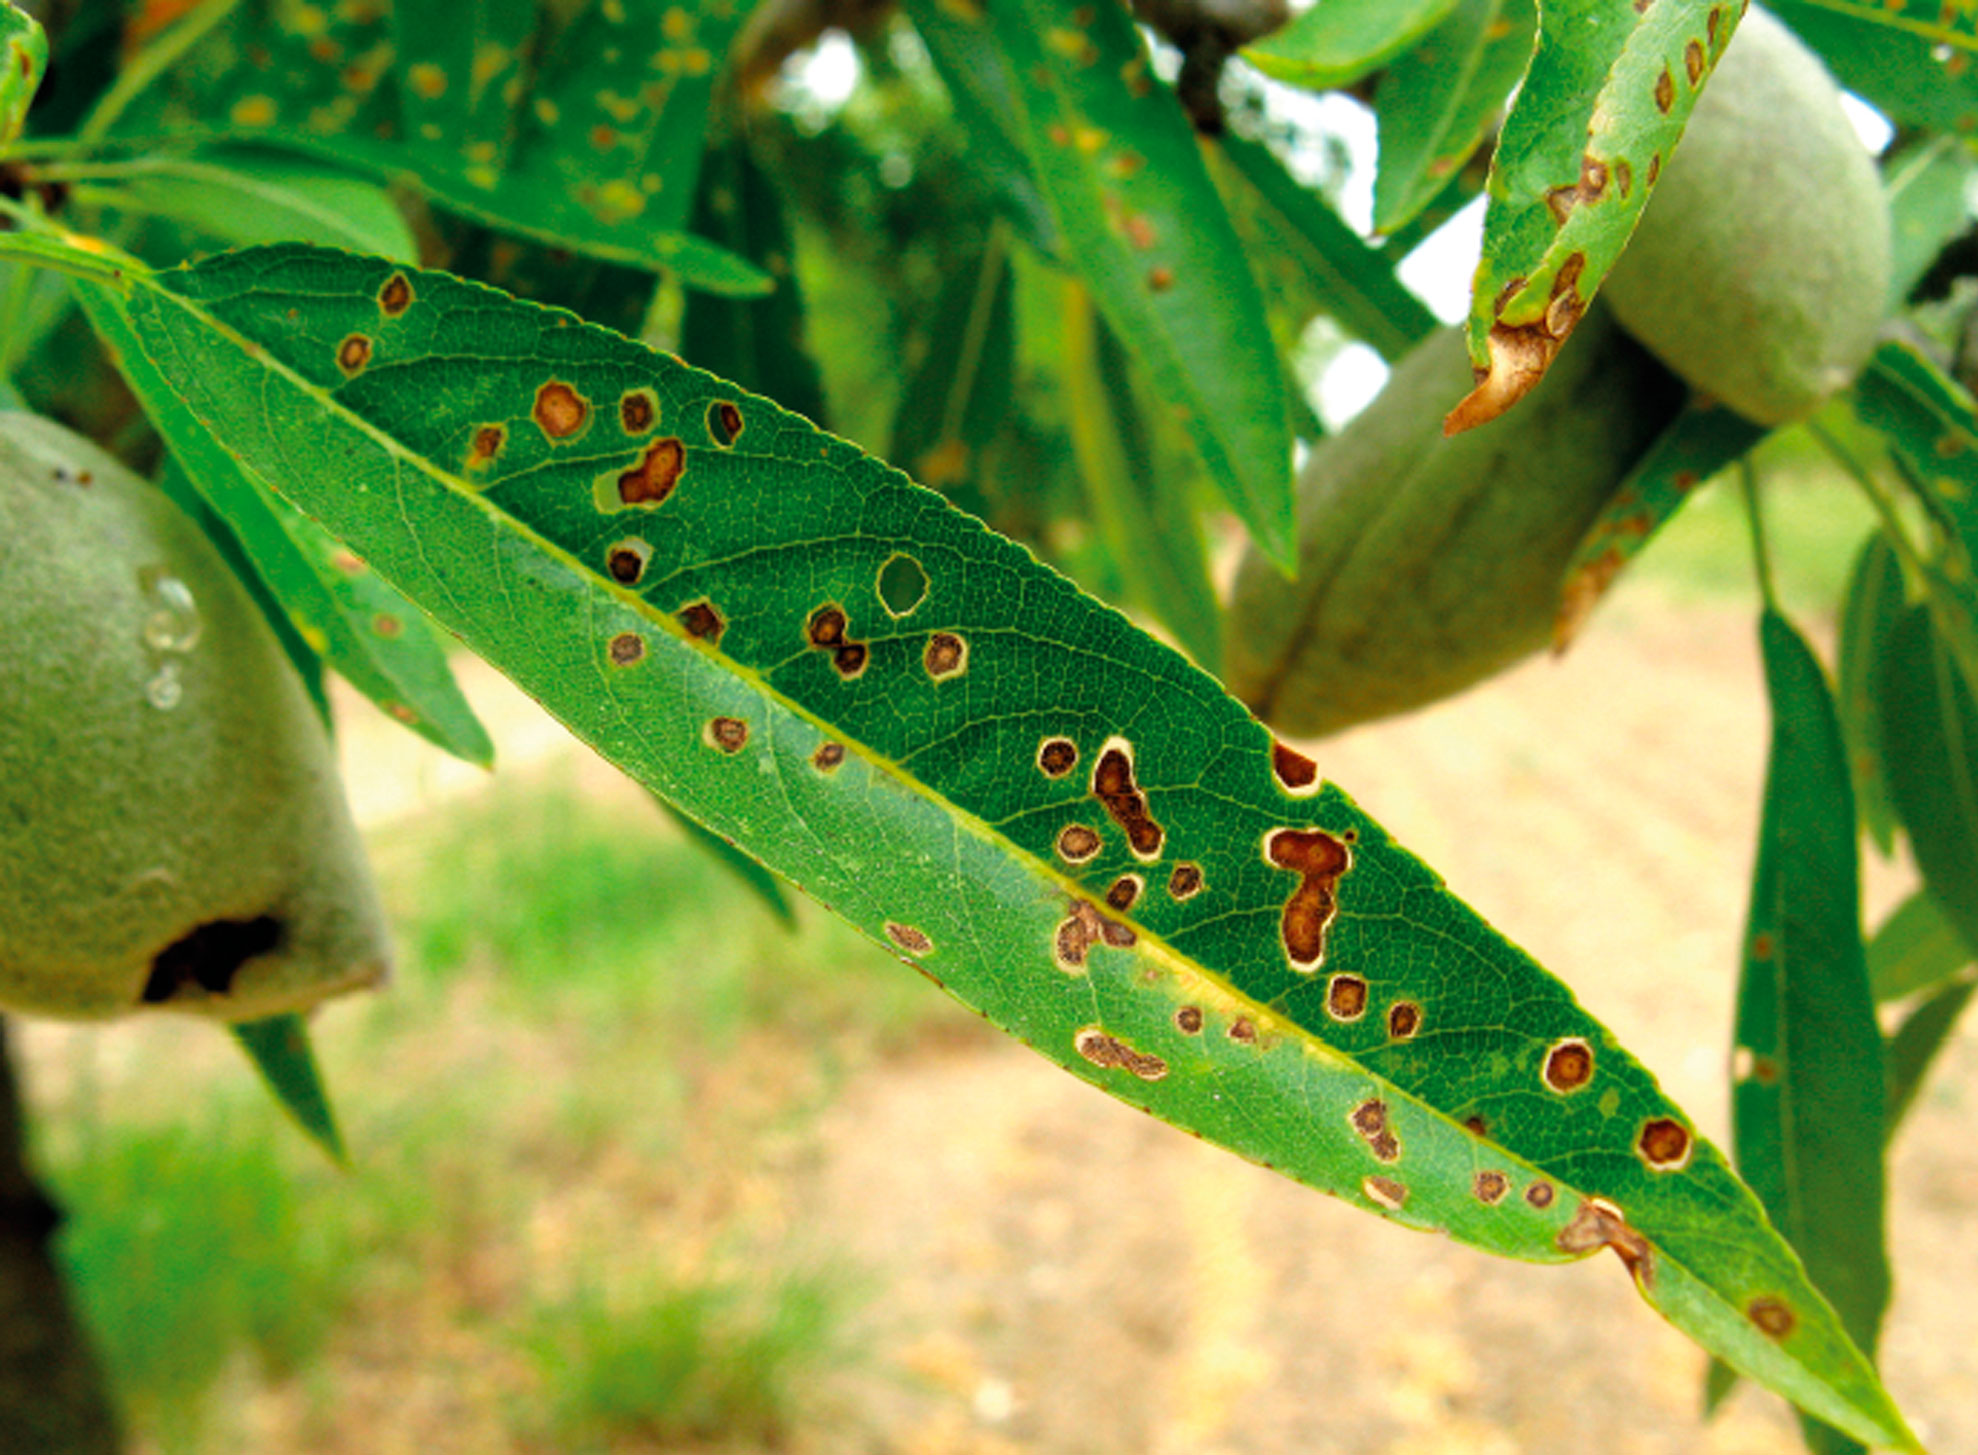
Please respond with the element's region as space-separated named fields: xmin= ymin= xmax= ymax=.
xmin=1806 ymin=416 xmax=1935 ymax=587
xmin=1741 ymin=458 xmax=1780 ymax=614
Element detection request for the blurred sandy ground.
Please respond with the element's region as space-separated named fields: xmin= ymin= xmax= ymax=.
xmin=326 ymin=585 xmax=1974 ymax=1455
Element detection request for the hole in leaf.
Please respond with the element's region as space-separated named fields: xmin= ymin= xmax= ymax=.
xmin=877 ymin=553 xmax=930 ymax=616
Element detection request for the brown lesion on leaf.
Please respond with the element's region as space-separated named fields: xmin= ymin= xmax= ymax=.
xmin=1265 ymin=827 xmax=1352 ymax=971
xmin=1146 ymin=266 xmax=1175 ymax=293
xmin=1350 ymin=1099 xmax=1400 ymax=1163
xmin=1577 ymin=154 xmax=1609 ymax=205
xmin=1636 ymin=1117 xmax=1693 ymax=1172
xmin=1053 ymin=899 xmax=1136 ymax=973
xmin=704 ymin=716 xmax=749 ymax=754
xmin=377 ymin=271 xmax=414 ymax=316
xmin=1038 ymin=736 xmax=1079 ymax=778
xmin=1271 ymin=740 xmax=1319 ymax=794
xmin=1387 ymin=1001 xmax=1422 ymax=1040
xmin=1444 ymin=321 xmax=1564 ymax=435
xmin=605 ymin=538 xmax=650 ymax=585
xmin=1325 ymin=973 xmax=1368 ymax=1022
xmin=336 ymin=333 xmax=372 ymax=376
xmin=1646 ymin=153 xmax=1662 ymax=187
xmin=1543 ymin=1038 xmax=1595 ymax=1093
xmin=1073 ymin=1026 xmax=1167 ymax=1081
xmin=1092 ymin=739 xmax=1165 ymax=859
xmin=677 ymin=599 xmax=724 ymax=644
xmin=1174 ymin=1005 xmax=1204 ymax=1035
xmin=533 ymin=379 xmax=590 ymax=440
xmin=811 ymin=741 xmax=845 ymax=772
xmin=1105 ymin=875 xmax=1142 ymax=912
xmin=619 ymin=387 xmax=659 ymax=434
xmin=1558 ymin=1197 xmax=1655 ymax=1289
xmin=924 ymin=632 xmax=967 ymax=679
xmin=1464 ymin=1114 xmax=1489 ymax=1137
xmin=708 ymin=399 xmax=744 ymax=447
xmin=1362 ymin=1176 xmax=1407 ymax=1211
xmin=1525 ymin=1180 xmax=1555 ymax=1210
xmin=1615 ymin=157 xmax=1634 ymax=198
xmin=615 ymin=436 xmax=686 ymax=506
xmin=1227 ymin=1016 xmax=1258 ymax=1045
xmin=1056 ymin=823 xmax=1102 ymax=864
xmin=1473 ymin=1170 xmax=1509 ymax=1205
xmin=1167 ymin=862 xmax=1203 ymax=900
xmin=1684 ymin=37 xmax=1706 ymax=85
xmin=1654 ymin=65 xmax=1676 ymax=114
xmin=1748 ymin=1297 xmax=1796 ymax=1340
xmin=806 ymin=603 xmax=869 ymax=679
xmin=607 ymin=631 xmax=645 ymax=666
xmin=885 ymin=922 xmax=933 ymax=956
xmin=465 ymin=422 xmax=506 ymax=473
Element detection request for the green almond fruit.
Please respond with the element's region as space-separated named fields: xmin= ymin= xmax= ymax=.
xmin=0 ymin=412 xmax=389 ymax=1020
xmin=1224 ymin=304 xmax=1685 ymax=737
xmin=1601 ymin=4 xmax=1891 ymax=427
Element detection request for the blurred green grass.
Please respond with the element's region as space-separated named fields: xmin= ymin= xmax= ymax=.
xmin=30 ymin=771 xmax=972 ymax=1454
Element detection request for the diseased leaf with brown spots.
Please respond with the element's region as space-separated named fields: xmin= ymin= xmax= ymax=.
xmin=1733 ymin=610 xmax=1891 ymax=1452
xmin=116 ymin=243 xmax=1918 ymax=1452
xmin=1454 ymin=0 xmax=1743 ymax=431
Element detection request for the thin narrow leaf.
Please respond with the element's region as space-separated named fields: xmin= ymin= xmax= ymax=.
xmin=1770 ymin=1 xmax=1978 ymax=131
xmin=1555 ymin=397 xmax=1768 ymax=647
xmin=1211 ymin=133 xmax=1438 ymax=363
xmin=1882 ymin=134 xmax=1973 ymax=308
xmin=1733 ymin=610 xmax=1889 ymax=1453
xmin=232 ymin=1014 xmax=345 ymax=1164
xmin=651 ymin=793 xmax=795 ymax=929
xmin=888 ymin=231 xmax=1014 ymax=511
xmin=1060 ymin=277 xmax=1221 ymax=672
xmin=1243 ymin=0 xmax=1462 ymax=92
xmin=901 ymin=0 xmax=1059 ymax=256
xmin=985 ymin=0 xmax=1295 ymax=565
xmin=1837 ymin=533 xmax=1905 ymax=857
xmin=1868 ymin=888 xmax=1973 ymax=1004
xmin=1886 ymin=979 xmax=1975 ymax=1137
xmin=0 ymin=0 xmax=46 ymax=148
xmin=121 ymin=243 xmax=1916 ymax=1450
xmin=1454 ymin=0 xmax=1741 ymax=432
xmin=75 ymin=279 xmax=494 ymax=765
xmin=1372 ymin=0 xmax=1535 ymax=236
xmin=681 ymin=128 xmax=830 ymax=428
xmin=1877 ymin=603 xmax=1978 ymax=966
xmin=390 ymin=0 xmax=539 ymax=181
xmin=73 ymin=148 xmax=417 ymax=259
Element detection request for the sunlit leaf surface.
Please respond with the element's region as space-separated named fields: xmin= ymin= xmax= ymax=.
xmin=117 ymin=244 xmax=1916 ymax=1450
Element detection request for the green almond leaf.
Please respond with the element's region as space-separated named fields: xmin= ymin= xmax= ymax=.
xmin=1454 ymin=0 xmax=1739 ymax=433
xmin=1838 ymin=533 xmax=1905 ymax=858
xmin=1060 ymin=276 xmax=1221 ymax=672
xmin=1877 ymin=603 xmax=1978 ymax=971
xmin=390 ymin=0 xmax=539 ymax=180
xmin=1243 ymin=0 xmax=1463 ymax=92
xmin=901 ymin=0 xmax=1060 ymax=257
xmin=888 ymin=230 xmax=1014 ymax=512
xmin=0 ymin=0 xmax=46 ymax=149
xmin=118 ymin=243 xmax=1916 ymax=1450
xmin=982 ymin=0 xmax=1295 ymax=566
xmin=74 ymin=279 xmax=494 ymax=766
xmin=1733 ymin=609 xmax=1890 ymax=1452
xmin=1770 ymin=2 xmax=1978 ymax=130
xmin=1854 ymin=341 xmax=1978 ymax=554
xmin=649 ymin=794 xmax=795 ymax=929
xmin=232 ymin=1014 xmax=346 ymax=1164
xmin=1869 ymin=889 xmax=1974 ymax=1005
xmin=1882 ymin=134 xmax=1973 ymax=309
xmin=1886 ymin=979 xmax=1975 ymax=1138
xmin=683 ymin=127 xmax=831 ymax=429
xmin=504 ymin=0 xmax=760 ymax=237
xmin=1209 ymin=133 xmax=1439 ymax=365
xmin=72 ymin=148 xmax=417 ymax=260
xmin=1372 ymin=0 xmax=1536 ymax=237
xmin=1555 ymin=397 xmax=1768 ymax=648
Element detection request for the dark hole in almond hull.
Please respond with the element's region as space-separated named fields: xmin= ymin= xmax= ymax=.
xmin=142 ymin=915 xmax=283 ymax=1003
